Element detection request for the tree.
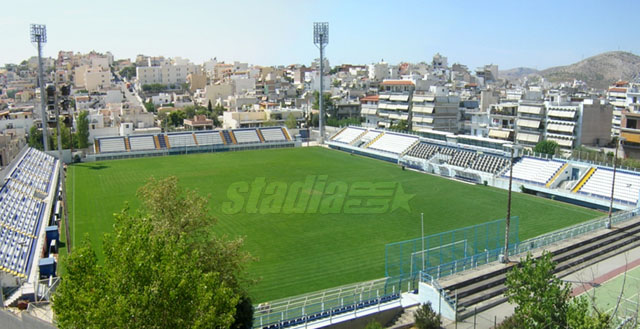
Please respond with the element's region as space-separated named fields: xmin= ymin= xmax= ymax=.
xmin=168 ymin=111 xmax=187 ymax=127
xmin=414 ymin=302 xmax=441 ymax=329
xmin=533 ymin=140 xmax=558 ymax=155
xmin=312 ymin=90 xmax=333 ymax=113
xmin=364 ymin=320 xmax=384 ymax=329
xmin=390 ymin=120 xmax=408 ymax=132
xmin=52 ymin=118 xmax=74 ymax=150
xmin=505 ymin=252 xmax=610 ymax=329
xmin=285 ymin=114 xmax=297 ymax=129
xmin=144 ymin=101 xmax=156 ymax=113
xmin=76 ymin=110 xmax=90 ymax=149
xmin=53 ymin=177 xmax=251 ymax=328
xmin=119 ymin=66 xmax=136 ymax=81
xmin=141 ymin=83 xmax=167 ymax=93
xmin=28 ymin=126 xmax=44 ymax=150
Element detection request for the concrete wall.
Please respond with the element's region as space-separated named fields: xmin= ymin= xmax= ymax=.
xmin=322 ymin=306 xmax=403 ymax=329
xmin=418 ymin=282 xmax=456 ymax=320
xmin=0 ymin=309 xmax=55 ymax=329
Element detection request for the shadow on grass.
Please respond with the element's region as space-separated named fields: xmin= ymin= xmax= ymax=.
xmin=73 ymin=163 xmax=110 ymax=170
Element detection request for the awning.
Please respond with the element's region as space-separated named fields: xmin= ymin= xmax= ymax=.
xmin=412 ymin=116 xmax=434 ymax=124
xmin=389 ymin=95 xmax=409 ymax=101
xmin=393 ymin=104 xmax=409 ymax=110
xmin=547 ymin=123 xmax=575 ymax=133
xmin=547 ymin=109 xmax=576 ymax=119
xmin=547 ymin=138 xmax=573 ymax=147
xmin=412 ymin=105 xmax=434 ymax=114
xmin=518 ymin=105 xmax=542 ymax=115
xmin=361 ymin=108 xmax=377 ymax=115
xmin=489 ymin=129 xmax=511 ymax=139
xmin=516 ymin=132 xmax=540 ymax=143
xmin=378 ymin=94 xmax=390 ymax=100
xmin=517 ymin=119 xmax=540 ymax=129
xmin=413 ymin=96 xmax=435 ymax=102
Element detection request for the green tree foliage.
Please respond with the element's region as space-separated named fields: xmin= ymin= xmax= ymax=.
xmin=28 ymin=126 xmax=44 ymax=150
xmin=119 ymin=66 xmax=136 ymax=81
xmin=505 ymin=252 xmax=610 ymax=329
xmin=312 ymin=90 xmax=333 ymax=113
xmin=390 ymin=120 xmax=409 ymax=132
xmin=414 ymin=302 xmax=441 ymax=329
xmin=52 ymin=119 xmax=75 ymax=150
xmin=53 ymin=177 xmax=251 ymax=328
xmin=326 ymin=117 xmax=362 ymax=127
xmin=76 ymin=110 xmax=90 ymax=149
xmin=285 ymin=114 xmax=297 ymax=129
xmin=533 ymin=140 xmax=559 ymax=155
xmin=168 ymin=111 xmax=187 ymax=127
xmin=144 ymin=101 xmax=157 ymax=113
xmin=141 ymin=84 xmax=167 ymax=93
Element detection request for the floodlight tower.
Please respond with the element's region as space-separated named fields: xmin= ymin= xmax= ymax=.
xmin=30 ymin=24 xmax=50 ymax=151
xmin=313 ymin=22 xmax=329 ymax=143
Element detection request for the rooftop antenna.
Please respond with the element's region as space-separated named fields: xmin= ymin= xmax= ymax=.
xmin=31 ymin=24 xmax=50 ymax=151
xmin=313 ymin=22 xmax=329 ymax=144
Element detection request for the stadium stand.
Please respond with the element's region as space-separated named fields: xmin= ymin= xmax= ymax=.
xmin=367 ymin=132 xmax=418 ymax=154
xmin=355 ymin=130 xmax=383 ymax=147
xmin=331 ymin=127 xmax=366 ymax=144
xmin=233 ymin=129 xmax=261 ymax=144
xmin=448 ymin=149 xmax=477 ymax=168
xmin=405 ymin=142 xmax=440 ymax=160
xmin=222 ymin=131 xmax=233 ymax=145
xmin=97 ymin=137 xmax=126 ymax=153
xmin=156 ymin=134 xmax=167 ymax=149
xmin=0 ymin=148 xmax=56 ymax=279
xmin=507 ymin=157 xmax=565 ymax=185
xmin=128 ymin=136 xmax=156 ymax=151
xmin=470 ymin=154 xmax=510 ymax=174
xmin=167 ymin=133 xmax=197 ymax=147
xmin=194 ymin=131 xmax=224 ymax=146
xmin=578 ymin=167 xmax=640 ymax=204
xmin=259 ymin=128 xmax=288 ymax=142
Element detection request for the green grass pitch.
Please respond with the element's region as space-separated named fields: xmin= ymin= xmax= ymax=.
xmin=65 ymin=146 xmax=601 ymax=302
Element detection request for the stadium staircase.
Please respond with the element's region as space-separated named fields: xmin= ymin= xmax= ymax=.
xmin=439 ymin=215 xmax=640 ymax=320
xmin=153 ymin=135 xmax=160 ymax=149
xmin=572 ymin=167 xmax=596 ymax=192
xmin=219 ymin=131 xmax=227 ymax=144
xmin=350 ymin=130 xmax=369 ymax=145
xmin=546 ymin=163 xmax=568 ymax=188
xmin=386 ymin=305 xmax=418 ymax=329
xmin=157 ymin=135 xmax=167 ymax=149
xmin=124 ymin=138 xmax=131 ymax=151
xmin=256 ymin=129 xmax=265 ymax=142
xmin=282 ymin=127 xmax=291 ymax=141
xmin=400 ymin=140 xmax=420 ymax=157
xmin=164 ymin=135 xmax=171 ymax=148
xmin=363 ymin=132 xmax=385 ymax=148
xmin=94 ymin=142 xmax=100 ymax=153
xmin=221 ymin=131 xmax=234 ymax=145
xmin=230 ymin=131 xmax=238 ymax=144
xmin=331 ymin=127 xmax=347 ymax=140
xmin=192 ymin=134 xmax=199 ymax=145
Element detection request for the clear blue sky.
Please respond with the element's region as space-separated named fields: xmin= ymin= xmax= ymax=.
xmin=2 ymin=0 xmax=638 ymax=70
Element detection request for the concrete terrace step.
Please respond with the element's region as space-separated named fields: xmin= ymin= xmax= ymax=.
xmin=440 ymin=216 xmax=640 ymax=321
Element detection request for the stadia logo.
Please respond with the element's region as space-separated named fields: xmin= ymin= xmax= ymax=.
xmin=221 ymin=175 xmax=414 ymax=215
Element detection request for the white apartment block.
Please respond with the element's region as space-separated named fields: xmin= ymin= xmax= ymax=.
xmin=136 ymin=63 xmax=197 ymax=86
xmin=85 ymin=69 xmax=112 ymax=92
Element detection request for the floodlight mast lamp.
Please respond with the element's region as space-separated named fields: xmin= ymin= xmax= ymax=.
xmin=31 ymin=24 xmax=50 ymax=151
xmin=313 ymin=22 xmax=328 ymax=144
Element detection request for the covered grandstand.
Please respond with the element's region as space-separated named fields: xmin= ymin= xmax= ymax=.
xmin=0 ymin=147 xmax=61 ymax=307
xmin=328 ymin=126 xmax=640 ymax=211
xmin=90 ymin=127 xmax=294 ymax=161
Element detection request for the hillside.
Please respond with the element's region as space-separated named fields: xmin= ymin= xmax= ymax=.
xmin=500 ymin=51 xmax=640 ymax=89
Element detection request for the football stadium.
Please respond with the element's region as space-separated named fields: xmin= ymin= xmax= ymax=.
xmin=4 ymin=125 xmax=640 ymax=328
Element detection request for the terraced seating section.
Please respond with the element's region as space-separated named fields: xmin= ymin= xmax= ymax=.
xmin=331 ymin=127 xmax=366 ymax=144
xmin=405 ymin=143 xmax=440 ymax=160
xmin=194 ymin=132 xmax=224 ymax=145
xmin=367 ymin=132 xmax=419 ymax=154
xmin=128 ymin=136 xmax=156 ymax=151
xmin=98 ymin=137 xmax=126 ymax=153
xmin=579 ymin=168 xmax=640 ymax=204
xmin=167 ymin=133 xmax=197 ymax=147
xmin=0 ymin=148 xmax=56 ymax=279
xmin=260 ymin=128 xmax=287 ymax=142
xmin=508 ymin=157 xmax=565 ymax=185
xmin=470 ymin=154 xmax=510 ymax=174
xmin=448 ymin=150 xmax=477 ymax=168
xmin=233 ymin=129 xmax=261 ymax=144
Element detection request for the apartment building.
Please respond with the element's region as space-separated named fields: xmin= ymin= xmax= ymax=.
xmin=136 ymin=63 xmax=197 ymax=86
xmin=377 ymin=80 xmax=413 ymax=128
xmin=411 ymin=86 xmax=459 ymax=133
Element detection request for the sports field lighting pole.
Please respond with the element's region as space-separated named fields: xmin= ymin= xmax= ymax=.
xmin=608 ymin=137 xmax=625 ymax=229
xmin=502 ymin=144 xmax=521 ymax=263
xmin=313 ymin=22 xmax=328 ymax=144
xmin=31 ymin=24 xmax=50 ymax=151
